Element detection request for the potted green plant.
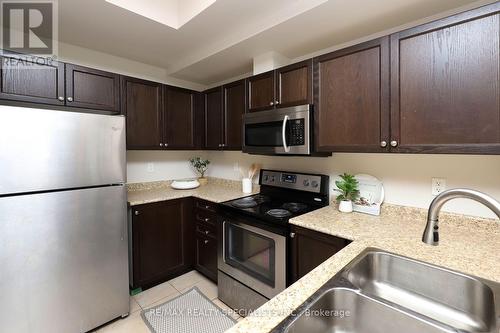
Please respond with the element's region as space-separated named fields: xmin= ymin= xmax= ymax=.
xmin=334 ymin=173 xmax=360 ymax=213
xmin=189 ymin=157 xmax=210 ymax=185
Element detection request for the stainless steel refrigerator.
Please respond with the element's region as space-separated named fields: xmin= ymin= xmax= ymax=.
xmin=0 ymin=105 xmax=129 ymax=332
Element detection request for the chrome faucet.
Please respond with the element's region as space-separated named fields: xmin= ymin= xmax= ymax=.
xmin=422 ymin=188 xmax=500 ymax=245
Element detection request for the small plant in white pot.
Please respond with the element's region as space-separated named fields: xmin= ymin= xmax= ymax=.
xmin=334 ymin=173 xmax=360 ymax=213
xmin=189 ymin=157 xmax=210 ymax=185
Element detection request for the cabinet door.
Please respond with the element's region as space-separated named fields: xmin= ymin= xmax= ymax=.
xmin=276 ymin=60 xmax=312 ymax=108
xmin=65 ymin=64 xmax=120 ymax=113
xmin=247 ymin=71 xmax=275 ymax=112
xmin=314 ymin=37 xmax=390 ymax=152
xmin=195 ymin=234 xmax=217 ymax=282
xmin=223 ymin=79 xmax=245 ymax=150
xmin=390 ymin=4 xmax=500 ymax=154
xmin=204 ymin=87 xmax=224 ymax=149
xmin=122 ymin=77 xmax=163 ymax=149
xmin=289 ymin=226 xmax=349 ymax=283
xmin=164 ymin=86 xmax=196 ymax=149
xmin=131 ymin=199 xmax=193 ymax=289
xmin=0 ymin=56 xmax=65 ymax=105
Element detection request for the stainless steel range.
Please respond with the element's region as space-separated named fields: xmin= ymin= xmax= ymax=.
xmin=217 ymin=170 xmax=329 ymax=314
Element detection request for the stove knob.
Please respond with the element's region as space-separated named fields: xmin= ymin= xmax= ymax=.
xmin=271 ymin=176 xmax=275 ymax=182
xmin=311 ymin=181 xmax=319 ymax=188
xmin=263 ymin=175 xmax=269 ymax=182
xmin=303 ymin=179 xmax=310 ymax=187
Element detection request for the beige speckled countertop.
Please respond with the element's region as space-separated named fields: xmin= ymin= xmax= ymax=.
xmin=227 ymin=204 xmax=500 ymax=333
xmin=127 ymin=178 xmax=259 ymax=206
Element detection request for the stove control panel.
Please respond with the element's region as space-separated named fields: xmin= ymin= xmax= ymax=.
xmin=260 ymin=170 xmax=325 ymax=193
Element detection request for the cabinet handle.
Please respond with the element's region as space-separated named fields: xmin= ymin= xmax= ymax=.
xmin=204 ymin=230 xmax=209 ymax=235
xmin=275 ymin=100 xmax=280 ymax=105
xmin=390 ymin=140 xmax=398 ymax=147
xmin=159 ymin=143 xmax=163 ymax=147
xmin=204 ymin=239 xmax=209 ymax=244
xmin=380 ymin=141 xmax=387 ymax=148
xmin=58 ymin=96 xmax=64 ymax=101
xmin=290 ymin=232 xmax=295 ymax=238
xmin=205 ymin=218 xmax=209 ymax=222
xmin=67 ymin=97 xmax=73 ymax=102
xmin=165 ymin=143 xmax=169 ymax=148
xmin=134 ymin=211 xmax=139 ymax=216
xmin=269 ymin=101 xmax=274 ymax=106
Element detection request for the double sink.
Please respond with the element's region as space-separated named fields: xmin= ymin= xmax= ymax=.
xmin=273 ymin=249 xmax=499 ymax=333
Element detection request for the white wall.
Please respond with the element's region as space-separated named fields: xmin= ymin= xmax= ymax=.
xmin=203 ymin=151 xmax=500 ymax=219
xmin=126 ymin=151 xmax=208 ymax=183
xmin=58 ymin=42 xmax=206 ymax=91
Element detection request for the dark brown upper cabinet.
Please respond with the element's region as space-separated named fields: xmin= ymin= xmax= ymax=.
xmin=204 ymin=86 xmax=224 ymax=149
xmin=390 ymin=3 xmax=500 ymax=154
xmin=223 ymin=79 xmax=246 ymax=150
xmin=164 ymin=85 xmax=199 ymax=149
xmin=247 ymin=71 xmax=275 ymax=112
xmin=247 ymin=61 xmax=313 ymax=112
xmin=276 ymin=59 xmax=312 ymax=108
xmin=314 ymin=37 xmax=390 ymax=153
xmin=65 ymin=64 xmax=120 ymax=113
xmin=122 ymin=76 xmax=163 ymax=149
xmin=0 ymin=55 xmax=65 ymax=106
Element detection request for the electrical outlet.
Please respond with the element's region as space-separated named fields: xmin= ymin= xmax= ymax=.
xmin=233 ymin=162 xmax=239 ymax=172
xmin=432 ymin=178 xmax=446 ymax=196
xmin=147 ymin=163 xmax=154 ymax=173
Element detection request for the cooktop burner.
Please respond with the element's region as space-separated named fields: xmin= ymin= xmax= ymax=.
xmin=282 ymin=202 xmax=308 ymax=213
xmin=266 ymin=209 xmax=292 ymax=218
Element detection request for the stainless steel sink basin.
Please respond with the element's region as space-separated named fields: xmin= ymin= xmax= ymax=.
xmin=284 ymin=288 xmax=454 ymax=333
xmin=273 ymin=249 xmax=500 ymax=333
xmin=344 ymin=251 xmax=499 ymax=332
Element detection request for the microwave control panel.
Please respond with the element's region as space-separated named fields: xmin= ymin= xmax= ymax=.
xmin=289 ymin=119 xmax=305 ymax=145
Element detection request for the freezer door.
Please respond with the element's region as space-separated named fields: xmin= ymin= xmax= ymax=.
xmin=0 ymin=185 xmax=129 ymax=333
xmin=0 ymin=105 xmax=126 ymax=195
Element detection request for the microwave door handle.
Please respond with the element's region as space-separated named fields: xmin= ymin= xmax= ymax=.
xmin=282 ymin=115 xmax=290 ymax=153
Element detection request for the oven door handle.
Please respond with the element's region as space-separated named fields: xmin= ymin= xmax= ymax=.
xmin=282 ymin=115 xmax=290 ymax=153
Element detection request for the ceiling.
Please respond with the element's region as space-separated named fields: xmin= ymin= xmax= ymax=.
xmin=59 ymin=0 xmax=489 ymax=86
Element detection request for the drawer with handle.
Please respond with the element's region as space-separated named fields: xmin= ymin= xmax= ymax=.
xmin=195 ymin=199 xmax=217 ymax=213
xmin=196 ymin=222 xmax=216 ymax=239
xmin=195 ymin=210 xmax=216 ymax=226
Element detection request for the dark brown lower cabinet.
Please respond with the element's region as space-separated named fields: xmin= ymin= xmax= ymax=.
xmin=195 ymin=234 xmax=217 ymax=282
xmin=193 ymin=198 xmax=218 ymax=282
xmin=289 ymin=225 xmax=350 ymax=284
xmin=131 ymin=198 xmax=194 ymax=289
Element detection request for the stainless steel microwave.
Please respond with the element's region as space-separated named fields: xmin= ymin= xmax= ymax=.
xmin=243 ymin=104 xmax=312 ymax=155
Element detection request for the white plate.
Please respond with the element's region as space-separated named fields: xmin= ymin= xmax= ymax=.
xmin=171 ymin=179 xmax=200 ymax=190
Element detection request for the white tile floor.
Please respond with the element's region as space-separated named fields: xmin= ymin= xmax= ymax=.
xmin=95 ymin=270 xmax=241 ymax=332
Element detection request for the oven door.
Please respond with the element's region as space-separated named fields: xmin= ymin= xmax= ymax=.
xmin=218 ymin=218 xmax=286 ymax=299
xmin=243 ymin=105 xmax=311 ymax=155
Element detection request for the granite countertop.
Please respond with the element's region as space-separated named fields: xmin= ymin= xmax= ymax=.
xmin=227 ymin=204 xmax=500 ymax=333
xmin=127 ymin=178 xmax=259 ymax=206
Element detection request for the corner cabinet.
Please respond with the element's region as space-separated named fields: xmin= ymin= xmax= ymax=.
xmin=122 ymin=76 xmax=163 ymax=149
xmin=289 ymin=225 xmax=350 ymax=284
xmin=130 ymin=199 xmax=194 ymax=289
xmin=123 ymin=77 xmax=203 ymax=150
xmin=390 ymin=4 xmax=500 ymax=154
xmin=247 ymin=60 xmax=313 ymax=112
xmin=164 ymin=86 xmax=204 ymax=149
xmin=314 ymin=37 xmax=390 ymax=152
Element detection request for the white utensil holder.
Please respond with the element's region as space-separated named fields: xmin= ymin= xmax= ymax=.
xmin=242 ymin=178 xmax=252 ymax=194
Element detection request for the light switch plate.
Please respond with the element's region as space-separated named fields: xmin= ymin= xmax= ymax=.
xmin=432 ymin=178 xmax=446 ymax=196
xmin=147 ymin=163 xmax=154 ymax=173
